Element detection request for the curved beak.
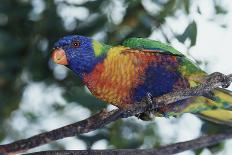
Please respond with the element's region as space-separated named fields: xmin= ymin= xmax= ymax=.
xmin=51 ymin=48 xmax=68 ymax=65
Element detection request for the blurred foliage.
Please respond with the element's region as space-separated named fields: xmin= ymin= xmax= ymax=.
xmin=176 ymin=21 xmax=197 ymax=46
xmin=0 ymin=0 xmax=229 ymax=154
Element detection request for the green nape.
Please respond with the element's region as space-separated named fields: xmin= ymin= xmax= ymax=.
xmin=93 ymin=40 xmax=111 ymax=57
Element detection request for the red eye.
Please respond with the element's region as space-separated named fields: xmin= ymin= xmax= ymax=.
xmin=72 ymin=40 xmax=80 ymax=48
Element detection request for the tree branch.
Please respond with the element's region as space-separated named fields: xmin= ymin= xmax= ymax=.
xmin=23 ymin=129 xmax=232 ymax=155
xmin=0 ymin=72 xmax=231 ymax=155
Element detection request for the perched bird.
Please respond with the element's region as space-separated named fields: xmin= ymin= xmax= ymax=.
xmin=52 ymin=35 xmax=232 ymax=124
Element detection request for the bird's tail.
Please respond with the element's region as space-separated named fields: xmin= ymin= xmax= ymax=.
xmin=185 ymin=88 xmax=232 ymax=126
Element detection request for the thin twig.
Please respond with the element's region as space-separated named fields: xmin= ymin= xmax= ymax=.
xmin=0 ymin=72 xmax=231 ymax=155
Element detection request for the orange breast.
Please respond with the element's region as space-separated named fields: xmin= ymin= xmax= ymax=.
xmin=83 ymin=46 xmax=156 ymax=108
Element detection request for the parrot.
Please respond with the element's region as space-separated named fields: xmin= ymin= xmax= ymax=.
xmin=51 ymin=35 xmax=232 ymax=124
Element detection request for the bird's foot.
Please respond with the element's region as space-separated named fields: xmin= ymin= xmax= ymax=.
xmin=208 ymin=72 xmax=231 ymax=88
xmin=146 ymin=92 xmax=153 ymax=105
xmin=135 ymin=112 xmax=155 ymax=121
xmin=135 ymin=92 xmax=156 ymax=121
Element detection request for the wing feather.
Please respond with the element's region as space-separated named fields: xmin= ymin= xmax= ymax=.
xmin=122 ymin=38 xmax=184 ymax=56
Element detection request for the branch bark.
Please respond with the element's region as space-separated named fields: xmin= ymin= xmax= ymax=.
xmin=0 ymin=72 xmax=231 ymax=155
xmin=24 ymin=129 xmax=232 ymax=155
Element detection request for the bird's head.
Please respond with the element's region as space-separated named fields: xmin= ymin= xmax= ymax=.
xmin=51 ymin=35 xmax=109 ymax=78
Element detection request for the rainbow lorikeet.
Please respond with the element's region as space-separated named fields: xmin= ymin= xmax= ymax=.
xmin=51 ymin=35 xmax=232 ymax=123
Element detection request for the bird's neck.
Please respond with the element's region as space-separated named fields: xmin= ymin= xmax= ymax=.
xmin=72 ymin=40 xmax=111 ymax=80
xmin=92 ymin=40 xmax=111 ymax=57
xmin=82 ymin=41 xmax=112 ymax=95
xmin=75 ymin=40 xmax=111 ymax=79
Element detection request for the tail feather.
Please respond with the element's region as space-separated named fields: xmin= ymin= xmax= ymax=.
xmin=170 ymin=88 xmax=232 ymax=126
xmin=193 ymin=88 xmax=232 ymax=126
xmin=198 ymin=110 xmax=232 ymax=126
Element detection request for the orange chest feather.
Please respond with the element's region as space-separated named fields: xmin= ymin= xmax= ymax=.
xmin=83 ymin=47 xmax=156 ymax=107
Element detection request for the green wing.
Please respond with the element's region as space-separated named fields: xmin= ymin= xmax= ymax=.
xmin=122 ymin=38 xmax=184 ymax=56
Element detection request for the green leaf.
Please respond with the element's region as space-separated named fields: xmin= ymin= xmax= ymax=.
xmin=183 ymin=0 xmax=190 ymax=14
xmin=176 ymin=21 xmax=197 ymax=46
xmin=215 ymin=5 xmax=228 ymax=14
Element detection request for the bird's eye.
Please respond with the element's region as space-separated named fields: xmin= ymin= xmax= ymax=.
xmin=71 ymin=40 xmax=80 ymax=48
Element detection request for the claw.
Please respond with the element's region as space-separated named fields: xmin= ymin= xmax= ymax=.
xmin=136 ymin=92 xmax=155 ymax=121
xmin=136 ymin=111 xmax=155 ymax=121
xmin=146 ymin=92 xmax=153 ymax=105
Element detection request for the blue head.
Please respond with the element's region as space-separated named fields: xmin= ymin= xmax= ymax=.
xmin=52 ymin=35 xmax=106 ymax=78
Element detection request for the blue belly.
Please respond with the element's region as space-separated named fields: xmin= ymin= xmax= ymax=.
xmin=132 ymin=64 xmax=189 ymax=102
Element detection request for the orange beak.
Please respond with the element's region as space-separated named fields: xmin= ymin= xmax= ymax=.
xmin=51 ymin=48 xmax=68 ymax=65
